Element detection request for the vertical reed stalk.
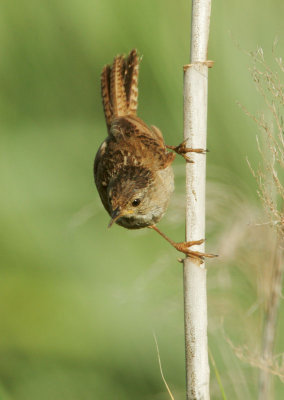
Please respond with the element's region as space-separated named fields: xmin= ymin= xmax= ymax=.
xmin=183 ymin=1 xmax=212 ymax=399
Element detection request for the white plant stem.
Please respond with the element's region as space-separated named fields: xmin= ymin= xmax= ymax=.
xmin=183 ymin=1 xmax=212 ymax=399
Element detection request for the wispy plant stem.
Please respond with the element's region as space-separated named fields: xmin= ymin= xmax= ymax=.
xmin=183 ymin=1 xmax=212 ymax=399
xmin=258 ymin=237 xmax=284 ymax=400
xmin=242 ymin=48 xmax=284 ymax=399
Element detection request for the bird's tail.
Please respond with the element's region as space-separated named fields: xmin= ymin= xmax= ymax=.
xmin=101 ymin=49 xmax=140 ymax=131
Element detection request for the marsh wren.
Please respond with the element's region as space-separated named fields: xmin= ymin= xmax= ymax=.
xmin=94 ymin=49 xmax=215 ymax=261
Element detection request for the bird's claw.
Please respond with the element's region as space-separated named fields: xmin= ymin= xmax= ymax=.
xmin=174 ymin=239 xmax=217 ymax=264
xmin=166 ymin=140 xmax=208 ymax=163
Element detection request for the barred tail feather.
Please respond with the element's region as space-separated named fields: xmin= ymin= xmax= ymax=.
xmin=124 ymin=49 xmax=139 ymax=115
xmin=110 ymin=56 xmax=127 ymax=117
xmin=101 ymin=65 xmax=112 ymax=130
xmin=101 ymin=49 xmax=140 ymax=131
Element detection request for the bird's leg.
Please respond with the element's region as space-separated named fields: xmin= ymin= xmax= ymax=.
xmin=166 ymin=140 xmax=208 ymax=163
xmin=148 ymin=225 xmax=217 ymax=263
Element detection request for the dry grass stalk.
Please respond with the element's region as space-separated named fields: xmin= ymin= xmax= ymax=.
xmin=243 ymin=45 xmax=284 ymax=236
xmin=226 ymin=336 xmax=284 ymax=382
xmin=153 ymin=334 xmax=175 ymax=400
xmin=240 ymin=45 xmax=284 ymax=400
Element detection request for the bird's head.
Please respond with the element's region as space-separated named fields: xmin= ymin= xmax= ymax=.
xmin=107 ymin=166 xmax=157 ymax=228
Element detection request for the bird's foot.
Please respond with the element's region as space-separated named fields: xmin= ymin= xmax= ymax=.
xmin=148 ymin=225 xmax=217 ymax=264
xmin=173 ymin=239 xmax=217 ymax=263
xmin=166 ymin=140 xmax=207 ymax=163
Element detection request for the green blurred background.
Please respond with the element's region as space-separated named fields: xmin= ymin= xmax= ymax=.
xmin=0 ymin=0 xmax=283 ymax=399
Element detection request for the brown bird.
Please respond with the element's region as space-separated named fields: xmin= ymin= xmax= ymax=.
xmin=94 ymin=49 xmax=214 ymax=261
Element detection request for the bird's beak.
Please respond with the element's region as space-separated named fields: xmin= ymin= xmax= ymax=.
xmin=108 ymin=207 xmax=121 ymax=228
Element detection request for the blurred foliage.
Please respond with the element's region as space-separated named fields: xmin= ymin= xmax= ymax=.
xmin=0 ymin=0 xmax=283 ymax=399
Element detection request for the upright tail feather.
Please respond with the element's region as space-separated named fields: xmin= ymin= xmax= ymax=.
xmin=124 ymin=49 xmax=139 ymax=115
xmin=110 ymin=55 xmax=128 ymax=117
xmin=101 ymin=65 xmax=112 ymax=130
xmin=101 ymin=49 xmax=140 ymax=132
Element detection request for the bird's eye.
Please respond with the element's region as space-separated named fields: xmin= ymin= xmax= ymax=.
xmin=132 ymin=199 xmax=141 ymax=207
